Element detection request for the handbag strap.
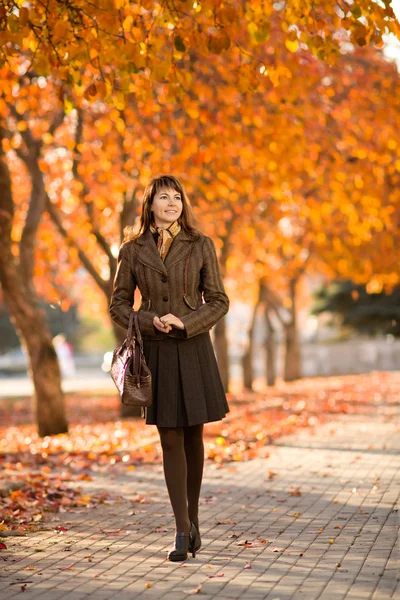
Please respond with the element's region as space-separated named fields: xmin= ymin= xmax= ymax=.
xmin=127 ymin=311 xmax=135 ymax=344
xmin=133 ymin=311 xmax=144 ymax=353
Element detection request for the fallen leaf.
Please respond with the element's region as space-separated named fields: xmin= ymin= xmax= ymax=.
xmin=58 ymin=563 xmax=76 ymax=570
xmin=216 ymin=519 xmax=236 ymax=525
xmin=184 ymin=584 xmax=202 ymax=594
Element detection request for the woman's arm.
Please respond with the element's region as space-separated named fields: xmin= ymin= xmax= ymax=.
xmin=180 ymin=236 xmax=229 ymax=339
xmin=108 ymin=243 xmax=159 ymax=336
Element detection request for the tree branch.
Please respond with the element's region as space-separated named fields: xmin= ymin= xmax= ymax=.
xmin=45 ymin=195 xmax=109 ymax=295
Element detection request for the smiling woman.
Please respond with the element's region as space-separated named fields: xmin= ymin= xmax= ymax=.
xmin=109 ymin=174 xmax=230 ymax=562
xmin=150 ymin=187 xmax=183 ymax=228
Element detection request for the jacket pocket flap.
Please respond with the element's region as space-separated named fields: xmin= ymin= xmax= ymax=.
xmin=183 ymin=294 xmax=197 ymax=310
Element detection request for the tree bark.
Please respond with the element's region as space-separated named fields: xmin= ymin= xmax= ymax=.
xmin=214 ymin=317 xmax=229 ymax=392
xmin=242 ymin=288 xmax=262 ymax=391
xmin=283 ymin=278 xmax=302 ymax=381
xmin=265 ymin=304 xmax=276 ymax=386
xmin=0 ymin=125 xmax=68 ymax=437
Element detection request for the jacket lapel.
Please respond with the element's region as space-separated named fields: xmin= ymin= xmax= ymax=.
xmin=135 ymin=229 xmax=166 ymax=274
xmin=135 ymin=228 xmax=193 ymax=274
xmin=164 ymin=229 xmax=192 ymax=269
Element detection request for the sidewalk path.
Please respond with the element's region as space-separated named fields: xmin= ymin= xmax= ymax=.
xmin=1 ymin=401 xmax=399 ymax=599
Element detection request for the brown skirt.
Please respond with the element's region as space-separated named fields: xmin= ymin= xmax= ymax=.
xmin=142 ymin=332 xmax=230 ymax=427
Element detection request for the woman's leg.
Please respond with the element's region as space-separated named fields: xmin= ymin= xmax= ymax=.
xmin=157 ymin=426 xmax=191 ymax=534
xmin=183 ymin=424 xmax=204 ymax=531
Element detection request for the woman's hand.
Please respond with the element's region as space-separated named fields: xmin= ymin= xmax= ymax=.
xmin=153 ymin=316 xmax=172 ymax=333
xmin=158 ymin=313 xmax=185 ymax=331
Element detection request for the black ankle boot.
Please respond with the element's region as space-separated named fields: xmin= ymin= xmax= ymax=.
xmin=189 ymin=522 xmax=201 ymax=554
xmin=167 ymin=523 xmax=198 ymax=561
xmin=167 ymin=531 xmax=190 ymax=562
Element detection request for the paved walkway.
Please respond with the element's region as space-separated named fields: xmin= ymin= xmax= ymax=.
xmin=1 ymin=405 xmax=399 ymax=599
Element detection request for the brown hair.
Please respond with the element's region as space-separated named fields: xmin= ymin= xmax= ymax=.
xmin=123 ymin=175 xmax=200 ymax=242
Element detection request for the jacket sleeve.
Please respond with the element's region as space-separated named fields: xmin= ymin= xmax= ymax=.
xmin=109 ymin=242 xmax=159 ymax=336
xmin=180 ymin=236 xmax=229 ymax=339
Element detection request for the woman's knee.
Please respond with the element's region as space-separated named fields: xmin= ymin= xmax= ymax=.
xmin=158 ymin=426 xmax=185 ymax=453
xmin=183 ymin=424 xmax=204 ymax=447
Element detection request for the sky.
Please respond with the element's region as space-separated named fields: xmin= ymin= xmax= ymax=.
xmin=383 ymin=0 xmax=400 ymax=65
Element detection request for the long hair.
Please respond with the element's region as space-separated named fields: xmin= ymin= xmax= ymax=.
xmin=123 ymin=175 xmax=200 ymax=242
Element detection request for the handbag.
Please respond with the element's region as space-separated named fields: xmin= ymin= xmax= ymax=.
xmin=110 ymin=311 xmax=152 ymax=411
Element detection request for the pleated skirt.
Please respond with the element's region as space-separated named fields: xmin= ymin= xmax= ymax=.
xmin=142 ymin=332 xmax=230 ymax=427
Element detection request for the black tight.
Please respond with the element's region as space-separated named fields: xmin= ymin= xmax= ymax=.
xmin=157 ymin=424 xmax=204 ymax=534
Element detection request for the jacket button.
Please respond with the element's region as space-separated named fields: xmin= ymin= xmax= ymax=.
xmin=162 ymin=296 xmax=168 ymax=302
xmin=161 ymin=275 xmax=168 ymax=283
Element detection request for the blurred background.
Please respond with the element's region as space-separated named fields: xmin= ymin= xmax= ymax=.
xmin=1 ymin=0 xmax=400 ymax=436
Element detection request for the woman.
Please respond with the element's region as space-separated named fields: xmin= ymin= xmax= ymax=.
xmin=109 ymin=175 xmax=230 ymax=561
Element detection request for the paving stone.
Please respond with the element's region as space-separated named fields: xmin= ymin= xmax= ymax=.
xmin=1 ymin=404 xmax=399 ymax=600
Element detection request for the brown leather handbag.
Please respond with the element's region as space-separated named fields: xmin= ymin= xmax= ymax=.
xmin=110 ymin=311 xmax=152 ymax=412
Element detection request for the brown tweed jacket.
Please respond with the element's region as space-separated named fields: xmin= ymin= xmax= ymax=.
xmin=109 ymin=228 xmax=229 ymax=340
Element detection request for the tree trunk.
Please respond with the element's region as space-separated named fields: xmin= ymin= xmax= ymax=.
xmin=283 ymin=278 xmax=302 ymax=381
xmin=242 ymin=347 xmax=253 ymax=391
xmin=242 ymin=291 xmax=262 ymax=391
xmin=0 ymin=126 xmax=68 ymax=437
xmin=213 ymin=317 xmax=229 ymax=392
xmin=265 ymin=305 xmax=276 ymax=387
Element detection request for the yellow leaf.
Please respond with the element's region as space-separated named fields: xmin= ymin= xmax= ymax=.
xmin=152 ymin=60 xmax=171 ymax=82
xmin=123 ymin=15 xmax=133 ymax=32
xmin=53 ymin=21 xmax=68 ymax=40
xmin=64 ymin=98 xmax=74 ymax=115
xmin=285 ymin=39 xmax=299 ymax=53
xmin=42 ymin=133 xmax=53 ymax=144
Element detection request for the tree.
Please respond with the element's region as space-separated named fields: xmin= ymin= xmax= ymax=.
xmin=2 ymin=1 xmax=397 ymax=104
xmin=1 ymin=2 xmax=400 ymax=433
xmin=0 ymin=123 xmax=68 ymax=436
xmin=312 ymin=280 xmax=400 ymax=338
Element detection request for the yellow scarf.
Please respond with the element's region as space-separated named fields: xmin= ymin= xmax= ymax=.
xmin=149 ymin=220 xmax=181 ymax=262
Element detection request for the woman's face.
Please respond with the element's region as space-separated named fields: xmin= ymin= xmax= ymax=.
xmin=151 ymin=187 xmax=183 ymax=228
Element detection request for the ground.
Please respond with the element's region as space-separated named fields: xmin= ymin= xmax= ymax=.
xmin=0 ymin=373 xmax=399 ymax=599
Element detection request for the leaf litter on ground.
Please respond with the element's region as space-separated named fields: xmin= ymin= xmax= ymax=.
xmin=0 ymin=372 xmax=397 ymax=534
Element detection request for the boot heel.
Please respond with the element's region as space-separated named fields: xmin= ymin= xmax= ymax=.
xmin=189 ymin=522 xmax=199 ymax=558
